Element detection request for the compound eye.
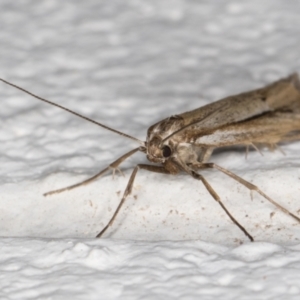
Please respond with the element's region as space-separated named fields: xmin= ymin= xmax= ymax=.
xmin=162 ymin=145 xmax=172 ymax=158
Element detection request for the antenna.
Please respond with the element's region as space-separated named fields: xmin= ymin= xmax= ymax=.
xmin=0 ymin=78 xmax=144 ymax=145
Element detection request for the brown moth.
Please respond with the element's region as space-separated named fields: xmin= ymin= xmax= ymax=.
xmin=1 ymin=74 xmax=300 ymax=241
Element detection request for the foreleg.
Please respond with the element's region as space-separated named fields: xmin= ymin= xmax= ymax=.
xmin=44 ymin=147 xmax=140 ymax=196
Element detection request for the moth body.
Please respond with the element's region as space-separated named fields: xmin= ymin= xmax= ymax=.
xmin=1 ymin=73 xmax=300 ymax=241
xmin=146 ymin=73 xmax=300 ymax=177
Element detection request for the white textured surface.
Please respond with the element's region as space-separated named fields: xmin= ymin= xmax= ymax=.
xmin=1 ymin=0 xmax=300 ymax=299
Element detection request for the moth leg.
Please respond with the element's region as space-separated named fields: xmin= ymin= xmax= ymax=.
xmin=198 ymin=147 xmax=214 ymax=163
xmin=190 ymin=171 xmax=253 ymax=242
xmin=196 ymin=163 xmax=300 ymax=223
xmin=44 ymin=147 xmax=140 ymax=196
xmin=276 ymin=144 xmax=286 ymax=156
xmin=245 ymin=145 xmax=249 ymax=160
xmin=250 ymin=143 xmax=263 ymax=156
xmin=96 ymin=164 xmax=170 ymax=238
xmin=267 ymin=143 xmax=286 ymax=156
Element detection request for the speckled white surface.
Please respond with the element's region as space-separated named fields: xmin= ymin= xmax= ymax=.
xmin=1 ymin=0 xmax=300 ymax=299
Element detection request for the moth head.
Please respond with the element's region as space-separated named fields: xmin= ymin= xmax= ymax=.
xmin=146 ymin=136 xmax=173 ymax=163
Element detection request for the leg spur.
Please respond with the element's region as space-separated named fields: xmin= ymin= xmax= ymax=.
xmin=43 ymin=147 xmax=140 ymax=196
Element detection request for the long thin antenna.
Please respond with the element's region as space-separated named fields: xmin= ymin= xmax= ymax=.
xmin=0 ymin=77 xmax=144 ymax=145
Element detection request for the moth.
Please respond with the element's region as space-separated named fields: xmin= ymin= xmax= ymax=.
xmin=1 ymin=73 xmax=300 ymax=241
